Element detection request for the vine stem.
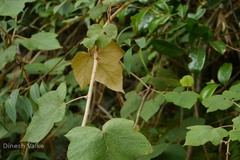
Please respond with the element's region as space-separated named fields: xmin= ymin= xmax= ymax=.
xmin=133 ymin=86 xmax=151 ymax=129
xmin=81 ymin=47 xmax=98 ymax=126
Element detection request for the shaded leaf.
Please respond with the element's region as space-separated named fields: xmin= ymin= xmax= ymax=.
xmin=17 ymin=96 xmax=33 ymax=119
xmin=0 ymin=0 xmax=35 ymax=17
xmin=217 ymin=63 xmax=232 ymax=86
xmin=21 ymin=83 xmax=66 ymax=143
xmin=185 ymin=125 xmax=228 ymax=146
xmin=148 ymin=14 xmax=171 ymax=33
xmin=209 ymin=41 xmax=226 ymax=54
xmin=187 ymin=7 xmax=206 ymax=20
xmin=5 ymin=89 xmax=20 ymax=124
xmin=180 ymin=75 xmax=194 ymax=87
xmin=152 ymin=40 xmax=185 ymax=57
xmin=165 ymin=91 xmax=199 ymax=109
xmin=0 ymin=45 xmax=16 ymax=70
xmin=188 ymin=48 xmax=206 ymax=73
xmin=120 ymin=91 xmax=141 ymax=118
xmin=16 ymin=32 xmax=61 ymax=51
xmin=65 ymin=118 xmax=152 ymax=160
xmin=140 ymin=94 xmax=165 ymax=121
xmin=123 ymin=48 xmax=133 ymax=74
xmin=30 ymin=83 xmax=40 ymax=103
xmin=72 ymin=41 xmax=124 ymax=92
xmin=177 ymin=4 xmax=188 ymax=18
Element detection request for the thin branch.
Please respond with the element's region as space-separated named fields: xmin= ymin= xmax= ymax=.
xmin=97 ymin=104 xmax=113 ymax=119
xmin=66 ymin=96 xmax=87 ymax=105
xmin=81 ymin=47 xmax=98 ymax=126
xmin=104 ymin=1 xmax=132 ymax=27
xmin=133 ymin=86 xmax=151 ymax=129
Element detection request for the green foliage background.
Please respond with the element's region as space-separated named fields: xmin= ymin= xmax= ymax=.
xmin=1 ymin=0 xmax=240 ymax=159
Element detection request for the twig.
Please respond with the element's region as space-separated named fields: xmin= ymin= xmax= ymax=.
xmin=133 ymin=86 xmax=151 ymax=129
xmin=81 ymin=47 xmax=98 ymax=126
xmin=66 ymin=96 xmax=87 ymax=105
xmin=97 ymin=104 xmax=113 ymax=119
xmin=104 ymin=1 xmax=132 ymax=27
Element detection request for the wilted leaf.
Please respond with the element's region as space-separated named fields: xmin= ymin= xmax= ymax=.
xmin=72 ymin=41 xmax=124 ymax=92
xmin=16 ymin=31 xmax=61 ymax=51
xmin=165 ymin=91 xmax=199 ymax=109
xmin=0 ymin=0 xmax=35 ymax=17
xmin=21 ymin=83 xmax=66 ymax=143
xmin=185 ymin=125 xmax=228 ymax=146
xmin=120 ymin=91 xmax=141 ymax=118
xmin=65 ymin=118 xmax=152 ymax=160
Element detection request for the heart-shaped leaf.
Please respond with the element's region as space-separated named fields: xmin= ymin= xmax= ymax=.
xmin=72 ymin=41 xmax=124 ymax=92
xmin=65 ymin=118 xmax=152 ymax=160
xmin=165 ymin=91 xmax=199 ymax=109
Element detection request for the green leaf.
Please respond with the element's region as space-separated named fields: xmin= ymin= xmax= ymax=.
xmin=17 ymin=96 xmax=33 ymax=119
xmin=0 ymin=0 xmax=35 ymax=18
xmin=0 ymin=45 xmax=16 ymax=70
xmin=140 ymin=94 xmax=165 ymax=121
xmin=103 ymin=0 xmax=128 ymax=5
xmin=16 ymin=31 xmax=61 ymax=51
xmin=30 ymin=83 xmax=40 ymax=103
xmin=120 ymin=91 xmax=141 ymax=118
xmin=65 ymin=118 xmax=152 ymax=160
xmin=21 ymin=83 xmax=66 ymax=143
xmin=88 ymin=5 xmax=107 ymax=20
xmin=180 ymin=75 xmax=194 ymax=87
xmin=209 ymin=41 xmax=226 ymax=54
xmin=139 ymin=143 xmax=169 ymax=159
xmin=188 ymin=48 xmax=206 ymax=73
xmin=4 ymin=89 xmax=20 ymax=124
xmin=217 ymin=63 xmax=232 ymax=86
xmin=152 ymin=40 xmax=185 ymax=57
xmin=199 ymin=83 xmax=219 ymax=100
xmin=155 ymin=0 xmax=173 ymax=13
xmin=135 ymin=37 xmax=146 ymax=48
xmin=148 ymin=14 xmax=171 ymax=33
xmin=131 ymin=8 xmax=153 ymax=34
xmin=187 ymin=7 xmax=206 ymax=20
xmin=185 ymin=125 xmax=228 ymax=146
xmin=229 ymin=116 xmax=240 ymax=141
xmin=104 ymin=23 xmax=118 ymax=39
xmin=123 ymin=48 xmax=133 ymax=74
xmin=165 ymin=91 xmax=199 ymax=109
xmin=229 ymin=129 xmax=240 ymax=141
xmin=177 ymin=4 xmax=188 ymax=18
xmin=81 ymin=37 xmax=96 ymax=49
xmin=202 ymin=95 xmax=233 ymax=112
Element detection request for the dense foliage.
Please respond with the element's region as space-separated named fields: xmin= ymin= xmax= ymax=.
xmin=1 ymin=0 xmax=240 ymax=159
